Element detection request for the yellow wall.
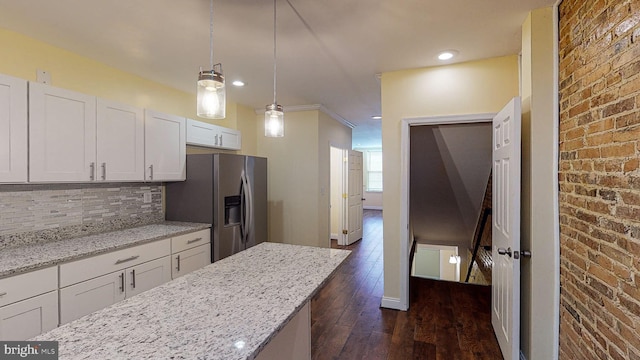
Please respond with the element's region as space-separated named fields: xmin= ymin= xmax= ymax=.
xmin=380 ymin=55 xmax=519 ymax=301
xmin=257 ymin=109 xmax=351 ymax=248
xmin=0 ymin=27 xmax=253 ymax=149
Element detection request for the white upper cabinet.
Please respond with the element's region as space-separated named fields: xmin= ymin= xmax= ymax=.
xmin=0 ymin=74 xmax=28 ymax=183
xmin=29 ymin=82 xmax=97 ymax=182
xmin=145 ymin=110 xmax=186 ymax=181
xmin=96 ymin=99 xmax=145 ymax=181
xmin=186 ymin=118 xmax=241 ymax=150
xmin=218 ymin=126 xmax=241 ymax=150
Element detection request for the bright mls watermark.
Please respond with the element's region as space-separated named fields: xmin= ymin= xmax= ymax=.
xmin=1 ymin=341 xmax=58 ymax=359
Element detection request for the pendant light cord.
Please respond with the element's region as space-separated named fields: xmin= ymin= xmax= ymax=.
xmin=273 ymin=0 xmax=277 ymax=104
xmin=209 ymin=0 xmax=214 ymax=71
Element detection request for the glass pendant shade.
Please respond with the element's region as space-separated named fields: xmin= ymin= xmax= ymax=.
xmin=197 ymin=69 xmax=226 ymax=119
xmin=265 ymin=104 xmax=284 ymax=137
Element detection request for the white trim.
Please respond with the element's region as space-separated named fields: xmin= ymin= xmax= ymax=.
xmin=399 ymin=112 xmax=496 ymax=312
xmin=254 ymin=104 xmax=356 ymax=129
xmin=363 ymin=206 xmax=383 ymax=210
xmin=380 ymin=296 xmax=404 ymax=310
xmin=330 ymin=233 xmax=340 ymax=240
xmin=551 ymin=1 xmax=561 ymax=359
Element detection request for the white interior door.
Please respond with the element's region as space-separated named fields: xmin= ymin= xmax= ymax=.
xmin=345 ymin=150 xmax=363 ymax=245
xmin=492 ymin=97 xmax=521 ymax=360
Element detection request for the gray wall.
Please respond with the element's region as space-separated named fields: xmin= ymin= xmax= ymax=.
xmin=409 ymin=123 xmax=492 ymax=263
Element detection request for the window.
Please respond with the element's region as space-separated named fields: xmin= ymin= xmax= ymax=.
xmin=365 ymin=150 xmax=383 ymax=192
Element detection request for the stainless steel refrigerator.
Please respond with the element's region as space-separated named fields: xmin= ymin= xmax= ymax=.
xmin=166 ymin=154 xmax=267 ymax=262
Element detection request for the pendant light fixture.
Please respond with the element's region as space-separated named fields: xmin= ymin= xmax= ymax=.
xmin=265 ymin=0 xmax=284 ymax=137
xmin=197 ymin=0 xmax=226 ymax=119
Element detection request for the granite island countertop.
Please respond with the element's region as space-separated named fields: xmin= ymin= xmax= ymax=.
xmin=34 ymin=242 xmax=351 ymax=360
xmin=0 ymin=222 xmax=211 ymax=278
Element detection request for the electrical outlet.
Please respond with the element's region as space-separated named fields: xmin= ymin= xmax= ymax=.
xmin=36 ymin=69 xmax=51 ymax=84
xmin=143 ymin=193 xmax=152 ymax=203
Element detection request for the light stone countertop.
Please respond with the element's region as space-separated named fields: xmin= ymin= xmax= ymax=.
xmin=0 ymin=222 xmax=211 ymax=278
xmin=34 ymin=242 xmax=351 ymax=360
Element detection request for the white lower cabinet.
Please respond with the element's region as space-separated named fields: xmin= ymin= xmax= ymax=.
xmin=171 ymin=229 xmax=211 ymax=279
xmin=60 ymin=256 xmax=171 ymax=325
xmin=59 ymin=271 xmax=126 ymax=324
xmin=125 ymin=256 xmax=172 ymax=298
xmin=0 ymin=267 xmax=58 ymax=340
xmin=172 ymin=244 xmax=210 ymax=279
xmin=0 ymin=291 xmax=58 ymax=341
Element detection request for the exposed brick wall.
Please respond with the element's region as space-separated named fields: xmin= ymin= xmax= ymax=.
xmin=559 ymin=0 xmax=640 ymax=359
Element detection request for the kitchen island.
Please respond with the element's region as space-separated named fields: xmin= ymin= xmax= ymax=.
xmin=34 ymin=242 xmax=350 ymax=359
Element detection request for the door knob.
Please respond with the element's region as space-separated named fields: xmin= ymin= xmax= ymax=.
xmin=497 ymin=247 xmax=512 ymax=257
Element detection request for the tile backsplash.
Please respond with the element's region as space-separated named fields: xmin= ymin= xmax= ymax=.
xmin=0 ymin=183 xmax=163 ymax=248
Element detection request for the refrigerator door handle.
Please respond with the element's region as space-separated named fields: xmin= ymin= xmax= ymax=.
xmin=241 ymin=171 xmax=253 ymax=245
xmin=239 ymin=174 xmax=246 ymax=243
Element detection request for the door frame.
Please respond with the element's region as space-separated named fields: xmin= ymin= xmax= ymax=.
xmin=398 ymin=113 xmax=495 ymax=311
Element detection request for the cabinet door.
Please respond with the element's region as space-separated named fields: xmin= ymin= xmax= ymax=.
xmin=0 ymin=74 xmax=27 ymax=183
xmin=0 ymin=291 xmax=58 ymax=340
xmin=144 ymin=110 xmax=186 ymax=181
xmin=97 ymin=99 xmax=144 ymax=181
xmin=29 ymin=82 xmax=97 ymax=182
xmin=172 ymin=243 xmax=211 ymax=279
xmin=126 ymin=256 xmax=172 ymax=298
xmin=59 ymin=271 xmax=126 ymax=325
xmin=218 ymin=127 xmax=242 ymax=150
xmin=186 ymin=118 xmax=218 ymax=147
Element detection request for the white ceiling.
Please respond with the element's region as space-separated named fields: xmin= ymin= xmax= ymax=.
xmin=0 ymin=0 xmax=554 ymax=148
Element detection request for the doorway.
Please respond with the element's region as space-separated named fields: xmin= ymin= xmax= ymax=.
xmin=329 ymin=146 xmax=364 ymax=247
xmin=408 ymin=122 xmax=493 ymax=283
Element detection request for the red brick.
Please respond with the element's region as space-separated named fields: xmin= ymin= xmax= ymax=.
xmin=600 ymin=143 xmax=636 ymax=157
xmin=602 ymin=97 xmax=636 ymax=118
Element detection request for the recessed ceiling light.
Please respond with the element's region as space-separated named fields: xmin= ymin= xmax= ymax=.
xmin=371 ymin=115 xmax=382 ymax=120
xmin=437 ymin=51 xmax=457 ymax=61
xmin=232 ymin=80 xmax=245 ymax=87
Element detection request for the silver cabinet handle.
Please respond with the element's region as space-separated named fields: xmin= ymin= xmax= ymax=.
xmin=176 ymin=255 xmax=181 ymax=272
xmin=187 ymin=237 xmax=203 ymax=244
xmin=215 ymin=134 xmax=219 ymax=146
xmin=497 ymin=247 xmax=512 ymax=257
xmin=131 ymin=269 xmax=136 ymax=289
xmin=89 ymin=162 xmax=95 ymax=181
xmin=101 ymin=162 xmax=106 ymax=180
xmin=149 ymin=164 xmax=154 ymax=180
xmin=115 ymin=255 xmax=140 ymax=265
xmin=219 ymin=135 xmax=223 ymax=146
xmin=0 ymin=291 xmax=7 ymax=297
xmin=119 ymin=273 xmax=125 ymax=293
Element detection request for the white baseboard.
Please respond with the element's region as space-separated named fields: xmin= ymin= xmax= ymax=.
xmin=364 ymin=206 xmax=383 ymax=210
xmin=330 ymin=233 xmax=339 ymax=240
xmin=380 ymin=296 xmax=405 ymax=310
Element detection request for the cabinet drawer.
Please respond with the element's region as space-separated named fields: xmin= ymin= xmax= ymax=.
xmin=171 ymin=229 xmax=210 ymax=254
xmin=0 ymin=267 xmax=57 ymax=307
xmin=60 ymin=238 xmax=171 ymax=287
xmin=0 ymin=290 xmax=58 ymax=341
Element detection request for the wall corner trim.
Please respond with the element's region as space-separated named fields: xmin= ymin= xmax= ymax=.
xmin=381 ymin=296 xmax=407 ymax=311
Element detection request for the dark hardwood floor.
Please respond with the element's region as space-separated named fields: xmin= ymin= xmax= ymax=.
xmin=311 ymin=210 xmax=503 ymax=360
